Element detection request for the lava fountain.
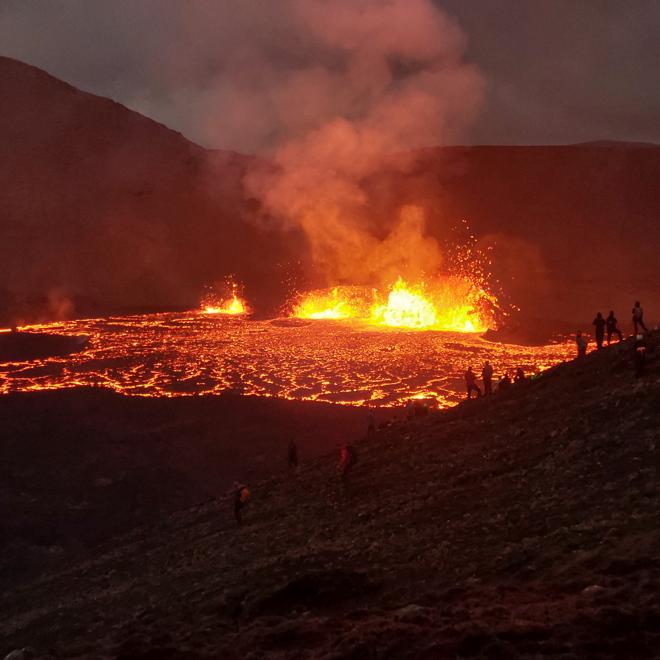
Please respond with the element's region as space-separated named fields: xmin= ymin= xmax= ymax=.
xmin=201 ymin=283 xmax=249 ymax=316
xmin=292 ymin=276 xmax=497 ymax=333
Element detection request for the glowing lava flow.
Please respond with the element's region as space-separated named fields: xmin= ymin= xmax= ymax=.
xmin=292 ymin=286 xmax=366 ymax=320
xmin=0 ymin=313 xmax=575 ymax=406
xmin=293 ymin=277 xmax=495 ymax=333
xmin=203 ymin=295 xmax=247 ymax=315
xmin=371 ymin=278 xmax=440 ymax=330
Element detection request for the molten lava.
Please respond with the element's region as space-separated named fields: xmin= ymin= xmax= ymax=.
xmin=201 ymin=283 xmax=249 ymax=316
xmin=0 ymin=313 xmax=574 ymax=406
xmin=293 ymin=277 xmax=495 ymax=333
xmin=292 ymin=286 xmax=367 ymax=320
xmin=203 ymin=294 xmax=247 ymax=316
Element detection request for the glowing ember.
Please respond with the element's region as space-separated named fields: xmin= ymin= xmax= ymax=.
xmin=293 ymin=276 xmax=495 ymax=333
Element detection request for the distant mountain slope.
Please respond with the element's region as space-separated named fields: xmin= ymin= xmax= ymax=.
xmin=368 ymin=143 xmax=660 ymax=321
xmin=2 ymin=56 xmax=659 ymax=324
xmin=0 ymin=56 xmax=300 ymax=320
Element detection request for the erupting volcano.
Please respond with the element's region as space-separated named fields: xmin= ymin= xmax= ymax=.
xmin=200 ymin=282 xmax=249 ymax=316
xmin=2 ymin=0 xmax=658 ymax=656
xmin=293 ymin=276 xmax=496 ymax=333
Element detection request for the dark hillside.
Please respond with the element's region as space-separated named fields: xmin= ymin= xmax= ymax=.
xmin=1 ymin=336 xmax=659 ymax=658
xmin=0 ymin=56 xmax=301 ymax=321
xmin=0 ymin=391 xmax=369 ymax=590
xmin=368 ymin=143 xmax=660 ymax=322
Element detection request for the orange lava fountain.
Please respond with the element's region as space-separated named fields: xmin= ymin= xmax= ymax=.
xmin=201 ymin=283 xmax=249 ymax=316
xmin=292 ymin=286 xmax=370 ymax=321
xmin=293 ymin=276 xmax=496 ymax=333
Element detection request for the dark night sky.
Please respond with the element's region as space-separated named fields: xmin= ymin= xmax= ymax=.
xmin=1 ymin=0 xmax=659 ymax=149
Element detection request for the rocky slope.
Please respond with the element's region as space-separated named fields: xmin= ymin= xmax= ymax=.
xmin=0 ymin=390 xmax=370 ymax=591
xmin=0 ymin=56 xmax=301 ymax=321
xmin=1 ymin=335 xmax=658 ymax=658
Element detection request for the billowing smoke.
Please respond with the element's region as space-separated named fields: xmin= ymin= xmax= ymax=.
xmin=234 ymin=0 xmax=484 ymax=287
xmin=0 ymin=0 xmax=484 ymax=303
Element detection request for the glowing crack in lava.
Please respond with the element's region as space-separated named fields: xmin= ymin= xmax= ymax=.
xmin=293 ymin=277 xmax=496 ymax=333
xmin=0 ymin=313 xmax=575 ymax=406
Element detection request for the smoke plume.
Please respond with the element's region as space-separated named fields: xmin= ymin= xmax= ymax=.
xmin=235 ymin=0 xmax=484 ymax=286
xmin=1 ymin=0 xmax=484 ymax=293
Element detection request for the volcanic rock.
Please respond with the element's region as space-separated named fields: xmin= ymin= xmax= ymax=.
xmin=0 ymin=333 xmax=658 ymax=657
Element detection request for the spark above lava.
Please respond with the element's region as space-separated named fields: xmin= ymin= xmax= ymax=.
xmin=201 ymin=284 xmax=249 ymax=316
xmin=292 ymin=276 xmax=497 ymax=333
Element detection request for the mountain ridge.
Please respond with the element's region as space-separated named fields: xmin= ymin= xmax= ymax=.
xmin=2 ymin=55 xmax=659 ymax=325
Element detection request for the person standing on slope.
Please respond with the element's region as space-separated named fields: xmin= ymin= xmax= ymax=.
xmin=338 ymin=444 xmax=357 ymax=484
xmin=465 ymin=366 xmax=481 ymax=399
xmin=633 ymin=333 xmax=647 ymax=377
xmin=287 ymin=439 xmax=298 ymax=469
xmin=592 ymin=312 xmax=606 ymax=350
xmin=632 ymin=301 xmax=648 ymax=335
xmin=606 ymin=311 xmax=623 ymax=344
xmin=481 ymin=360 xmax=494 ymax=396
xmin=498 ymin=372 xmax=512 ymax=392
xmin=233 ymin=482 xmax=250 ymax=526
xmin=366 ymin=408 xmax=377 ymax=436
xmin=576 ymin=331 xmax=588 ymax=358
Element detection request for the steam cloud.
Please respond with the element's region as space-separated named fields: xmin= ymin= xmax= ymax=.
xmin=238 ymin=0 xmax=484 ymax=286
xmin=1 ymin=0 xmax=484 ymax=293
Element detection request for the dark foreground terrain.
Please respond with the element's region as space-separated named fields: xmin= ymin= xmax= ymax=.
xmin=0 ymin=391 xmax=371 ymax=591
xmin=1 ymin=335 xmax=659 ymax=659
xmin=0 ymin=331 xmax=89 ymax=362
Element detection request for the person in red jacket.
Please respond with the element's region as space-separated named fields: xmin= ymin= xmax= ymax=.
xmin=338 ymin=444 xmax=357 ymax=484
xmin=233 ymin=482 xmax=250 ymax=526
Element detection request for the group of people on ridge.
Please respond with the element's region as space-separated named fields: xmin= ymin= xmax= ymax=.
xmin=577 ymin=301 xmax=653 ymax=377
xmin=578 ymin=302 xmax=649 ymax=356
xmin=464 ymin=362 xmax=525 ymax=399
xmin=586 ymin=310 xmax=624 ymax=352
